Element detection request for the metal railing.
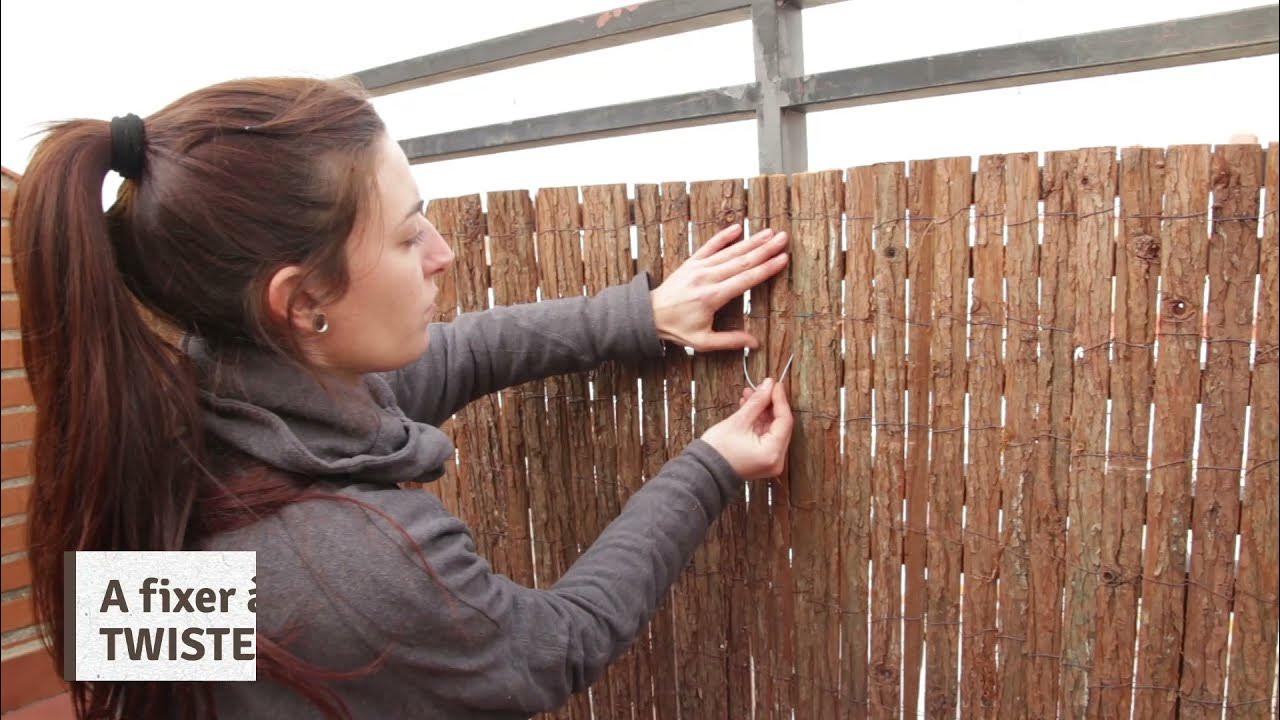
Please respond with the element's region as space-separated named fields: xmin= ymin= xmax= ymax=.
xmin=351 ymin=0 xmax=1279 ymax=175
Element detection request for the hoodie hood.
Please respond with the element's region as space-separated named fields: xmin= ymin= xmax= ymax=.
xmin=183 ymin=334 xmax=455 ymax=486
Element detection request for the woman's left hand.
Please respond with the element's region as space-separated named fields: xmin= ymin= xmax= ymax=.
xmin=650 ymin=225 xmax=790 ymax=353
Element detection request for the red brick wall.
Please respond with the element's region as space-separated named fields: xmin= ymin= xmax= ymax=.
xmin=0 ymin=167 xmax=70 ymax=712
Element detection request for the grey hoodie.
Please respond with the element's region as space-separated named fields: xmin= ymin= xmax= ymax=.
xmin=183 ymin=271 xmax=745 ymax=719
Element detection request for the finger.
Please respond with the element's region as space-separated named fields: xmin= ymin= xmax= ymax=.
xmin=752 ymin=405 xmax=775 ymax=435
xmin=711 ymin=251 xmax=789 ymax=302
xmin=765 ymin=380 xmax=794 ymax=439
xmin=772 ymin=375 xmax=791 ymax=410
xmin=705 ymin=228 xmax=780 ymax=268
xmin=705 ymin=231 xmax=787 ymax=281
xmin=736 ymin=378 xmax=775 ymax=423
xmin=690 ymin=224 xmax=743 ymax=261
xmin=701 ymin=331 xmax=759 ymax=352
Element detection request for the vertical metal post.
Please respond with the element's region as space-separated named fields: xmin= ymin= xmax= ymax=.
xmin=752 ymin=0 xmax=808 ymax=175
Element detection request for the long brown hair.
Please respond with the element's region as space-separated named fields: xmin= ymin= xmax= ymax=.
xmin=12 ymin=76 xmax=452 ymax=719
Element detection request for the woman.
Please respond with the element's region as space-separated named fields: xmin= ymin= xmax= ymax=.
xmin=12 ymin=75 xmax=794 ymax=719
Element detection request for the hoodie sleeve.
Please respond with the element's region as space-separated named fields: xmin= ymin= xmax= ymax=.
xmin=384 ymin=271 xmax=667 ymax=427
xmin=288 ymin=438 xmax=742 ymax=715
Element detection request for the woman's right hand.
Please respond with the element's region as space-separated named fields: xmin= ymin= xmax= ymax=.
xmin=699 ymin=377 xmax=794 ymax=481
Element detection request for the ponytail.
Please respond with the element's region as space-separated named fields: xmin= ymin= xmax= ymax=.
xmin=13 ymin=118 xmax=210 ymax=717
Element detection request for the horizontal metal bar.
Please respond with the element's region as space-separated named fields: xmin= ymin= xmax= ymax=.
xmin=354 ymin=0 xmax=843 ymax=96
xmin=400 ymin=84 xmax=759 ymax=164
xmin=786 ymin=5 xmax=1279 ymax=112
xmin=392 ymin=4 xmax=1277 ymax=165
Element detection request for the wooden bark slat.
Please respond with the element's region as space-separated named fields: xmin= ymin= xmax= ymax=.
xmin=455 ymin=195 xmax=517 ymax=578
xmin=743 ymin=174 xmax=781 ymax=720
xmin=962 ymin=154 xmax=1004 ymax=718
xmin=634 ymin=182 xmax=672 ymax=720
xmin=727 ymin=299 xmax=754 ymax=720
xmin=660 ymin=180 xmax=699 ymax=720
xmin=769 ymin=173 xmax=800 ymax=720
xmin=673 ymin=180 xmax=744 ymax=720
xmin=840 ymin=164 xmax=874 ymax=719
xmin=1177 ymin=144 xmax=1264 ymax=717
xmin=1091 ymin=147 xmax=1161 ymax=720
xmin=924 ymin=157 xmax=970 ymax=718
xmin=869 ymin=161 xmax=907 ymax=720
xmin=1060 ymin=147 xmax=1117 ymax=717
xmin=714 ymin=178 xmax=754 ymax=720
xmin=902 ymin=159 xmax=935 ymax=720
xmin=449 ymin=195 xmax=493 ymax=557
xmin=788 ymin=170 xmax=845 ymax=720
xmin=1225 ymin=142 xmax=1279 ymax=719
xmin=580 ymin=184 xmax=627 ymax=529
xmin=582 ymin=183 xmax=639 ymax=719
xmin=424 ymin=197 xmax=464 ymax=514
xmin=693 ymin=179 xmax=748 ymax=720
xmin=613 ymin=199 xmax=649 ymax=720
xmin=751 ymin=173 xmax=799 ymax=720
xmin=996 ymin=152 xmax=1039 ymax=719
xmin=1134 ymin=144 xmax=1211 ymax=719
xmin=744 ymin=174 xmax=772 ymax=720
xmin=486 ymin=189 xmax=538 ymax=588
xmin=433 ymin=195 xmax=501 ymax=565
xmin=534 ymin=186 xmax=594 ymax=720
xmin=1026 ymin=150 xmax=1077 ymax=720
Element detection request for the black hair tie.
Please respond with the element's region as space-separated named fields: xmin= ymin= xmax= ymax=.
xmin=109 ymin=113 xmax=146 ymax=180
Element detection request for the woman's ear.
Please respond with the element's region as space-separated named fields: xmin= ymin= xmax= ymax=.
xmin=266 ymin=264 xmax=323 ymax=334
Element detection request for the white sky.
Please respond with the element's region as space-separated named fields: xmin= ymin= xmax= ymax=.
xmin=2 ymin=0 xmax=1277 ymax=207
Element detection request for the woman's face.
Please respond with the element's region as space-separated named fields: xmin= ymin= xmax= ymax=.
xmin=273 ymin=131 xmax=455 ymax=381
